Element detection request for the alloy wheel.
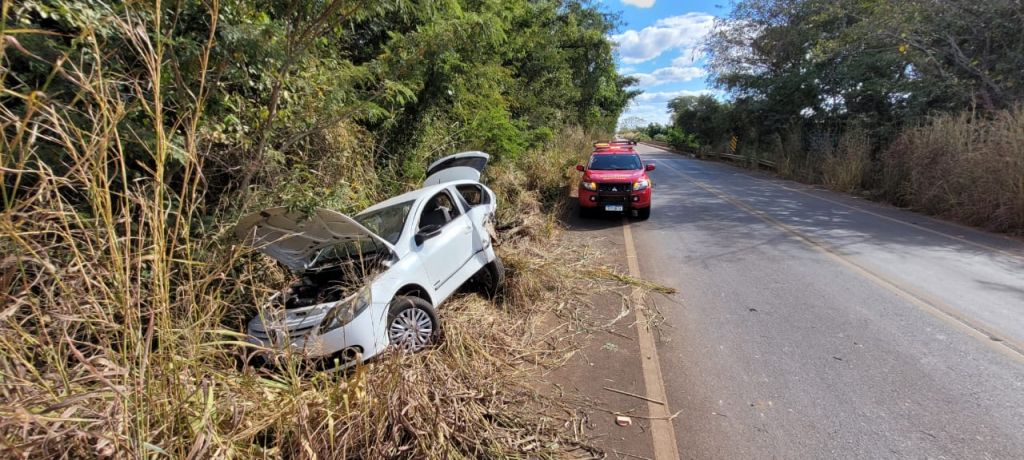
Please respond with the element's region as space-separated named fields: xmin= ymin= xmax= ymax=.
xmin=388 ymin=307 xmax=434 ymax=351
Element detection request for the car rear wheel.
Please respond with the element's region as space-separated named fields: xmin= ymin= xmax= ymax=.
xmin=635 ymin=206 xmax=651 ymax=220
xmin=475 ymin=256 xmax=505 ymax=298
xmin=387 ymin=296 xmax=439 ymax=352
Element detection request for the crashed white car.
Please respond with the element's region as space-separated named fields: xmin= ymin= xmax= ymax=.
xmin=236 ymin=152 xmax=503 ymax=366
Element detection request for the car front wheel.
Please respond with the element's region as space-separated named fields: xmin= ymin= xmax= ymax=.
xmin=387 ymin=296 xmax=439 ymax=352
xmin=635 ymin=206 xmax=651 ymax=220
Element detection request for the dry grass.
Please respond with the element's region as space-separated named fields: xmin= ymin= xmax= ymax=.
xmin=821 ymin=126 xmax=872 ymax=193
xmin=884 ymin=107 xmax=1024 ymax=233
xmin=0 ymin=145 xmax=640 ymax=458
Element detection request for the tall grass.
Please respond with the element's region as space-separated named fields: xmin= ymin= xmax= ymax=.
xmin=821 ymin=126 xmax=871 ymax=193
xmin=884 ymin=108 xmax=1024 ymax=233
xmin=0 ymin=8 xmax=616 ymax=459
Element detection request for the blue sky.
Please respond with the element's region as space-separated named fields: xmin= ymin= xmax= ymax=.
xmin=604 ymin=0 xmax=729 ymax=127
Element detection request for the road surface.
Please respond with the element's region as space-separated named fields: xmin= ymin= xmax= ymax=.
xmin=579 ymin=143 xmax=1024 ymax=459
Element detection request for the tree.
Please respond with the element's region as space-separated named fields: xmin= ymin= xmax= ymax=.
xmin=667 ymin=94 xmax=730 ymax=146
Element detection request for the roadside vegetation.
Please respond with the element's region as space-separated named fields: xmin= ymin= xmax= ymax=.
xmin=628 ymin=0 xmax=1024 ymax=235
xmin=1 ymin=1 xmax=640 ymax=457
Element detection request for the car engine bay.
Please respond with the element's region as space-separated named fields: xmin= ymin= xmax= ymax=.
xmin=278 ymin=251 xmax=388 ymax=309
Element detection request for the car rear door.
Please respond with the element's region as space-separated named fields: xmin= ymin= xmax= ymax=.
xmin=455 ymin=183 xmax=495 ymax=252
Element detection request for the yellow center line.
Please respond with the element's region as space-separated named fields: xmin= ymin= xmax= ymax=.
xmin=644 ymin=144 xmax=1024 ymax=262
xmin=656 ymin=158 xmax=1024 ymax=363
xmin=622 ymin=217 xmax=681 ymax=460
xmin=749 ymin=173 xmax=1024 ymax=263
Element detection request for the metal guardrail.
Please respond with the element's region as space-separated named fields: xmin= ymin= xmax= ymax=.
xmin=705 ymin=151 xmax=777 ymax=169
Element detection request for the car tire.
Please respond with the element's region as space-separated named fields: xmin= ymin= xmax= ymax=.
xmin=387 ymin=296 xmax=440 ymax=352
xmin=636 ymin=206 xmax=651 ymax=220
xmin=578 ymin=205 xmax=593 ymax=218
xmin=476 ymin=256 xmax=506 ymax=298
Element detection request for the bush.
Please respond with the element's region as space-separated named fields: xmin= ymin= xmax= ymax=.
xmin=666 ymin=128 xmax=698 ymax=152
xmin=884 ymin=107 xmax=1024 ymax=233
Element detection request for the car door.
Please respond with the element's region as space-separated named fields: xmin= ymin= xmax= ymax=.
xmin=455 ymin=183 xmax=494 ymax=252
xmin=414 ymin=190 xmax=475 ymax=292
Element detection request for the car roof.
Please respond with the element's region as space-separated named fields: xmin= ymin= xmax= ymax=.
xmin=359 ymin=184 xmax=449 ymax=215
xmin=358 ymin=180 xmax=484 ymax=215
xmin=591 ymin=148 xmax=637 ymax=155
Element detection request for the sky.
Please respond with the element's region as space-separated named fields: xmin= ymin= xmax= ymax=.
xmin=604 ymin=0 xmax=729 ymax=128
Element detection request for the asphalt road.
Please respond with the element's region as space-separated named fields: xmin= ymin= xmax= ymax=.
xmin=618 ymin=144 xmax=1024 ymax=459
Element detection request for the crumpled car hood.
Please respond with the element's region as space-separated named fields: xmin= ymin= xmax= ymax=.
xmin=234 ymin=207 xmax=395 ymax=271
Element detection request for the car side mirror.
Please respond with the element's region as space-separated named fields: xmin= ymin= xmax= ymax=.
xmin=576 ymin=164 xmax=585 ymax=172
xmin=414 ymin=224 xmax=443 ymax=245
xmin=645 ymin=163 xmax=656 ymax=171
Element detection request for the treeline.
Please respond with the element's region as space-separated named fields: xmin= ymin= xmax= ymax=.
xmin=4 ymin=0 xmax=637 ymax=214
xmin=667 ymin=0 xmax=1024 ymax=233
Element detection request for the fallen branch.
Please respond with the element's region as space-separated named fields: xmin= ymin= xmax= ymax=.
xmin=602 ymin=387 xmax=665 ymax=405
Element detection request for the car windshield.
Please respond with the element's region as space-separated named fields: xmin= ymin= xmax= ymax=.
xmin=355 ymin=199 xmax=414 ymax=244
xmin=589 ymin=154 xmax=642 ymax=171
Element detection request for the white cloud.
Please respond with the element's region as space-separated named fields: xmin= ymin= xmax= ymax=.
xmin=630 ymin=66 xmax=706 ymax=87
xmin=618 ymin=66 xmax=637 ymax=74
xmin=634 ymin=89 xmax=716 ymax=103
xmin=610 ymin=12 xmax=715 ymax=64
xmin=620 ymin=89 xmax=720 ymax=125
xmin=621 ymin=0 xmax=655 ymax=7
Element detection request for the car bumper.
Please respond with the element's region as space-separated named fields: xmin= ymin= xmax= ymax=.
xmin=245 ymin=305 xmax=388 ymax=366
xmin=578 ymin=187 xmax=652 ymax=210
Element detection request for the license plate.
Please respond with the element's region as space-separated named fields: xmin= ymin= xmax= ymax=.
xmin=604 ymin=204 xmax=624 ymax=212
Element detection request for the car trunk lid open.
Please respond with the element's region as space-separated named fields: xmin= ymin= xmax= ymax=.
xmin=423 ymin=151 xmax=490 ymax=186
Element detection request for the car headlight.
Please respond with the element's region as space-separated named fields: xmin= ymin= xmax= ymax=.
xmin=321 ymin=287 xmax=372 ymax=332
xmin=581 ymin=181 xmax=598 ymax=191
xmin=633 ymin=179 xmax=650 ymax=191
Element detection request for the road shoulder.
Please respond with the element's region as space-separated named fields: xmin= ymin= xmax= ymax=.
xmin=540 ymin=213 xmax=660 ymax=459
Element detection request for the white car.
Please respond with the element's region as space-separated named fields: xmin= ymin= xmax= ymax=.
xmin=235 ymin=151 xmax=503 ymax=367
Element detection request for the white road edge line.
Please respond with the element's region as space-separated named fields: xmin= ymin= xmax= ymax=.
xmin=622 ymin=218 xmax=681 ymax=460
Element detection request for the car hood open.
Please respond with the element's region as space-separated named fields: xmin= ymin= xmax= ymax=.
xmin=235 ymin=207 xmax=395 ymax=271
xmin=424 ymin=151 xmax=490 ymax=186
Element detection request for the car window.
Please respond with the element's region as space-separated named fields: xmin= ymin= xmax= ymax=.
xmin=418 ymin=191 xmax=461 ymax=230
xmin=354 ymin=200 xmax=414 ymax=244
xmin=589 ymin=154 xmax=642 ymax=171
xmin=456 ymin=184 xmax=488 ymax=207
